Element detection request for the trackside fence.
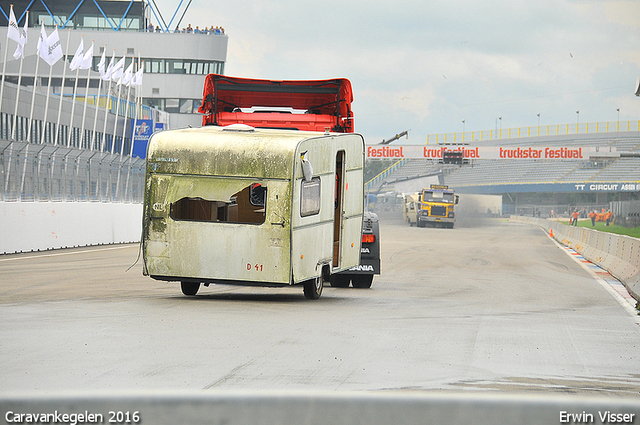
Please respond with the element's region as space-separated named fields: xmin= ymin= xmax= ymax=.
xmin=1 ymin=140 xmax=145 ymax=203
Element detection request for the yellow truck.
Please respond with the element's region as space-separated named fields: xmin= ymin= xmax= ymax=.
xmin=416 ymin=185 xmax=458 ymax=228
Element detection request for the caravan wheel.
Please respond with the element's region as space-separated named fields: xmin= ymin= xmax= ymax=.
xmin=181 ymin=281 xmax=200 ymax=296
xmin=303 ymin=277 xmax=323 ymax=299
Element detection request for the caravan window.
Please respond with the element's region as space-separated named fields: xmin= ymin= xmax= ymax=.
xmin=300 ymin=177 xmax=321 ymax=217
xmin=170 ymin=183 xmax=266 ymax=224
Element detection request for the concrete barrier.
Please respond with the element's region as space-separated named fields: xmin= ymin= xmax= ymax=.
xmin=510 ymin=216 xmax=640 ymax=303
xmin=0 ymin=202 xmax=142 ymax=254
xmin=2 ymin=391 xmax=640 ymax=425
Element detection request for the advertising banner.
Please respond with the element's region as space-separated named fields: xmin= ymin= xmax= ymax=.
xmin=365 ymin=145 xmax=616 ymax=160
xmin=131 ymin=119 xmax=153 ymax=159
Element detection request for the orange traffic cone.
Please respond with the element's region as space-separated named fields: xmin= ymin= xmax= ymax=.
xmin=549 ymin=228 xmax=554 ymax=238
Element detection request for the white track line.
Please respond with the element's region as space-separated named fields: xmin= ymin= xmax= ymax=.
xmin=0 ymin=244 xmax=137 ymax=262
xmin=546 ymin=230 xmax=640 ymax=322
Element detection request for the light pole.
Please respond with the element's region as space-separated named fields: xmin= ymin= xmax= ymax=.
xmin=537 ymin=113 xmax=540 ymax=127
xmin=617 ymin=108 xmax=620 ymax=131
xmin=462 ymin=120 xmax=465 ymax=132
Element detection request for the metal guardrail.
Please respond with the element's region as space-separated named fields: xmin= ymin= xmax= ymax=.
xmin=1 ymin=140 xmax=145 ymax=203
xmin=2 ymin=391 xmax=640 ymax=425
xmin=426 ymin=120 xmax=640 ymax=144
xmin=364 ymin=158 xmax=406 ymax=192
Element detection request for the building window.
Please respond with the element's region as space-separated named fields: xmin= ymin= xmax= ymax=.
xmin=179 ymin=99 xmax=193 ymax=114
xmin=165 ymin=99 xmax=180 ymax=113
xmin=142 ymin=59 xmax=223 ymax=75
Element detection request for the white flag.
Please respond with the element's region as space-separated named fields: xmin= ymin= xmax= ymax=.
xmin=37 ymin=21 xmax=46 ymax=53
xmin=69 ymin=39 xmax=84 ymax=71
xmin=80 ymin=42 xmax=93 ymax=70
xmin=132 ymin=64 xmax=144 ymax=86
xmin=102 ymin=50 xmax=116 ymax=81
xmin=110 ymin=56 xmax=126 ymax=82
xmin=12 ymin=16 xmax=28 ymax=60
xmin=44 ymin=27 xmax=63 ymax=66
xmin=37 ymin=23 xmax=63 ymax=66
xmin=122 ymin=62 xmax=134 ymax=86
xmin=97 ymin=48 xmax=106 ymax=77
xmin=7 ymin=7 xmax=21 ymax=44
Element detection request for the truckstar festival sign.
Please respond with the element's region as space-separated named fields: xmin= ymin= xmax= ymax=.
xmin=365 ymin=145 xmax=613 ymax=160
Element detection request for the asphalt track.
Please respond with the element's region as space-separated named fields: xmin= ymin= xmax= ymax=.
xmin=1 ymin=217 xmax=639 ymax=396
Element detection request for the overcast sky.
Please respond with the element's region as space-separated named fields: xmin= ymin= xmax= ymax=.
xmin=157 ymin=0 xmax=639 ymax=144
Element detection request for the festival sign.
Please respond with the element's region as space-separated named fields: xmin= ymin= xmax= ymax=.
xmin=365 ymin=145 xmax=616 ymax=160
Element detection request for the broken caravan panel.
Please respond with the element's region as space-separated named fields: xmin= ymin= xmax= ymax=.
xmin=197 ymin=74 xmax=354 ymax=133
xmin=142 ymin=125 xmax=365 ymax=299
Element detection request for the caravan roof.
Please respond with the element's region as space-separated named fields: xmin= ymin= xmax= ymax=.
xmin=147 ymin=125 xmax=358 ymax=180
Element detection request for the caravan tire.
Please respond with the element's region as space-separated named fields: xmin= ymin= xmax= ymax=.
xmin=303 ymin=277 xmax=323 ymax=299
xmin=181 ymin=281 xmax=200 ymax=296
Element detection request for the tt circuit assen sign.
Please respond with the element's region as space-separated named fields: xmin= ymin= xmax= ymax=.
xmin=365 ymin=145 xmax=610 ymax=160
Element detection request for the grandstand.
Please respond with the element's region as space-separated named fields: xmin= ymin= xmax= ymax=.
xmin=366 ymin=128 xmax=640 ymax=216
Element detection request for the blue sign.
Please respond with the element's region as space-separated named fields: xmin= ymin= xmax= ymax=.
xmin=454 ymin=182 xmax=640 ymax=194
xmin=131 ymin=119 xmax=154 ymax=159
xmin=154 ymin=122 xmax=166 ymax=132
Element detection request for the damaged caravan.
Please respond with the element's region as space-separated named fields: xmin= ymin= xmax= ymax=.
xmin=142 ymin=124 xmax=365 ymax=299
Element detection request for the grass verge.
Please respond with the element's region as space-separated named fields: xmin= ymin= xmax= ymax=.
xmin=559 ymin=220 xmax=640 ymax=239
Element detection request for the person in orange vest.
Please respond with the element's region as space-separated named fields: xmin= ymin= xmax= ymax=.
xmin=605 ymin=210 xmax=614 ymax=226
xmin=588 ymin=210 xmax=596 ymax=226
xmin=570 ymin=210 xmax=579 ymax=226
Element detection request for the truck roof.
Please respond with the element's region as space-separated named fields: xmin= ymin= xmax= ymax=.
xmin=198 ymin=74 xmax=354 ymax=133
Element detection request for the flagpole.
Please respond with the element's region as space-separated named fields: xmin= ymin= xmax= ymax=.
xmin=0 ymin=5 xmax=14 ymax=128
xmin=130 ymin=53 xmax=141 ymax=157
xmin=90 ymin=45 xmax=106 ymax=151
xmin=39 ymin=27 xmax=58 ymax=144
xmin=79 ymin=41 xmax=93 ymax=149
xmin=121 ymin=74 xmax=133 ymax=155
xmin=11 ymin=42 xmax=26 ymax=140
xmin=27 ymin=23 xmax=46 ymax=145
xmin=26 ymin=56 xmax=41 ymax=143
xmin=67 ymin=36 xmax=83 ymax=148
xmin=54 ymin=29 xmax=71 ymax=146
xmin=67 ymin=66 xmax=80 ymax=147
xmin=90 ymin=75 xmax=103 ymax=149
xmin=112 ymin=53 xmax=125 ymax=154
xmin=101 ymin=50 xmax=115 ymax=153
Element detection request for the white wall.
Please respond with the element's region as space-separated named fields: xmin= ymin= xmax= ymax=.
xmin=0 ymin=202 xmax=142 ymax=254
